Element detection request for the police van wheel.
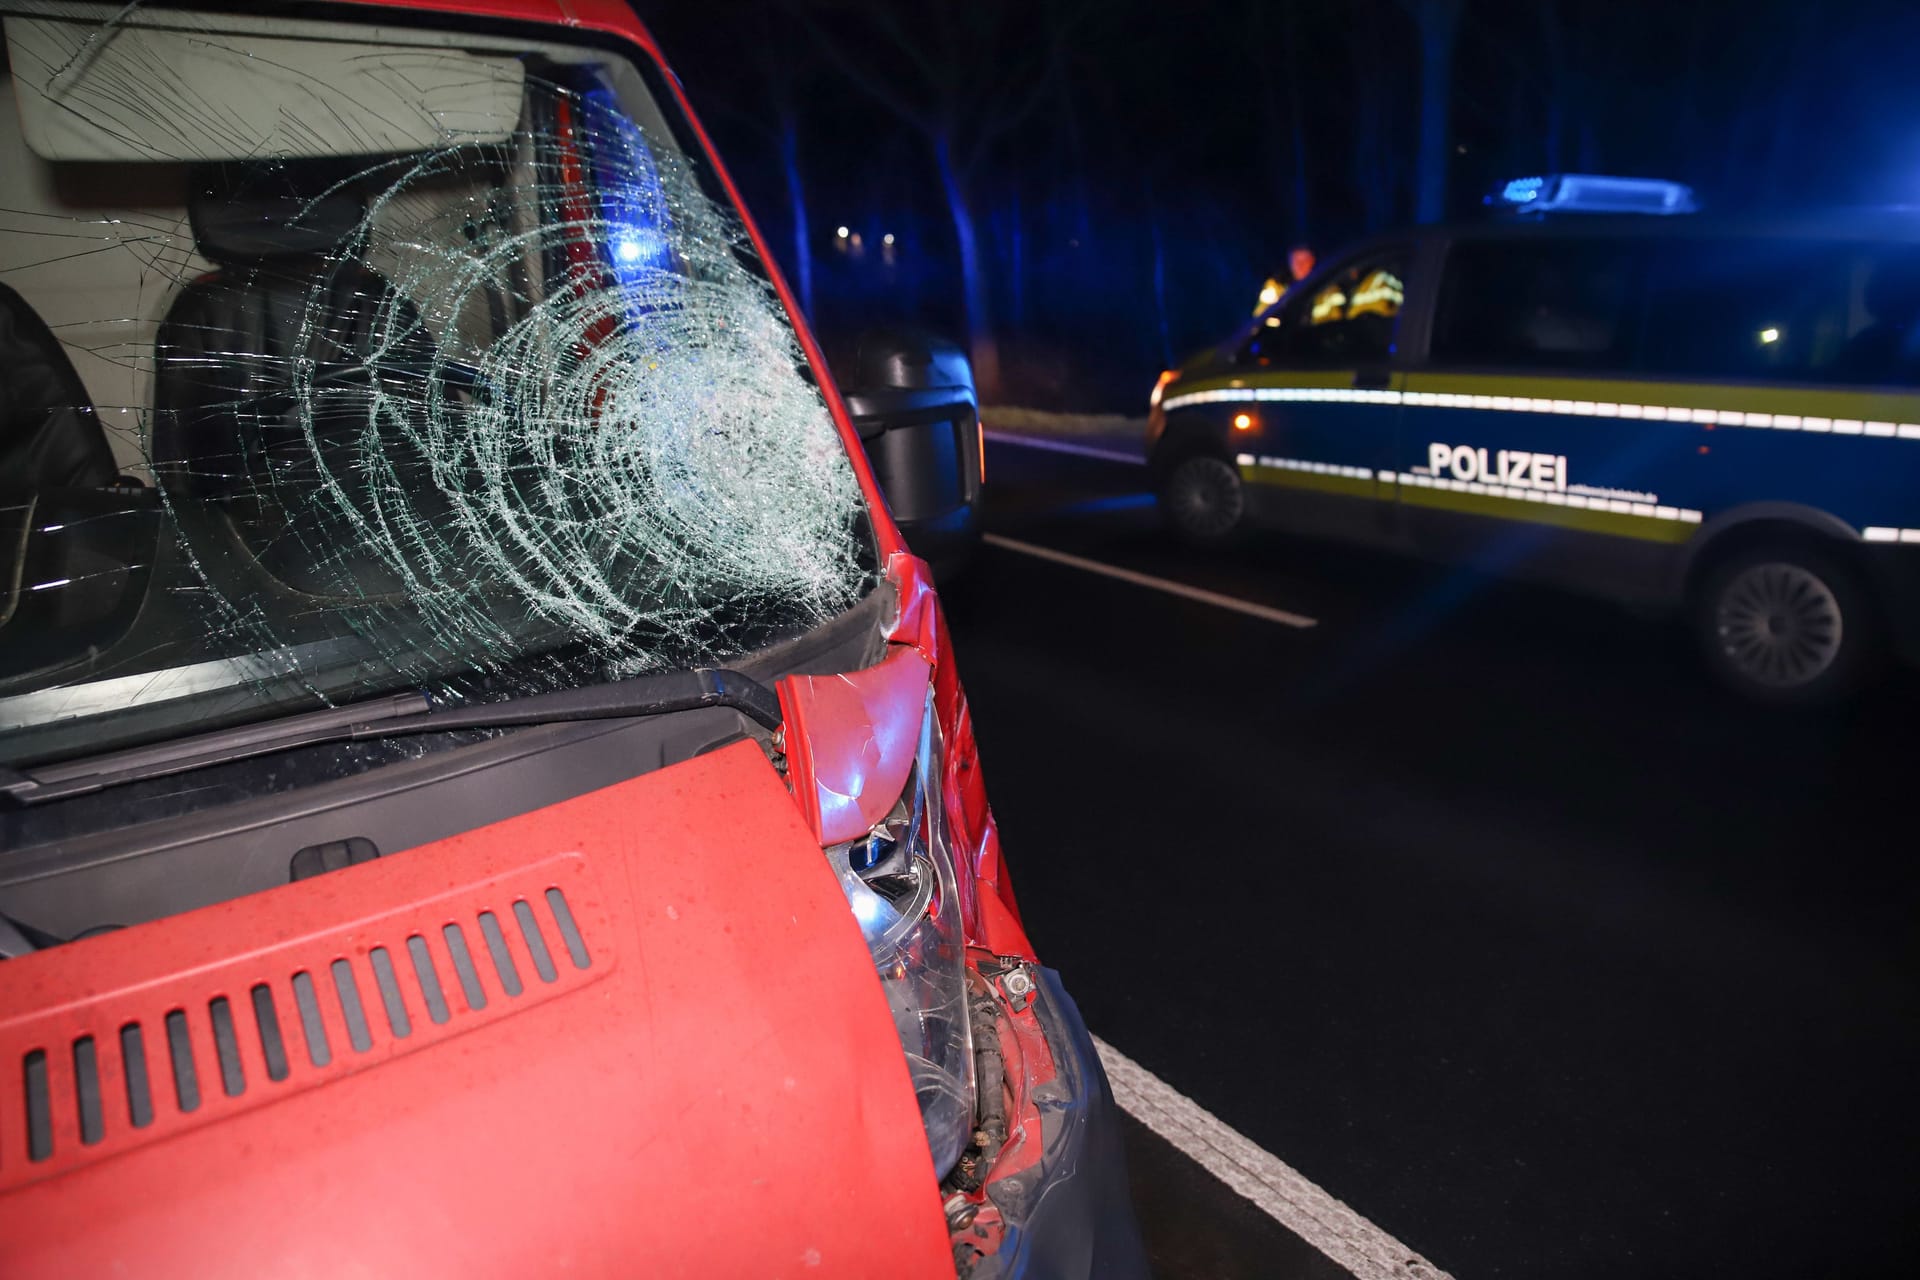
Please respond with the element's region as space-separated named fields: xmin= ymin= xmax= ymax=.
xmin=1161 ymin=455 xmax=1246 ymax=547
xmin=1692 ymin=544 xmax=1878 ymax=706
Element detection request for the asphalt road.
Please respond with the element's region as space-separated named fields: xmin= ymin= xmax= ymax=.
xmin=943 ymin=439 xmax=1920 ymax=1279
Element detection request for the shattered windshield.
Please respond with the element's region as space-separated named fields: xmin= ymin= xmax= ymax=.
xmin=0 ymin=5 xmax=871 ymax=766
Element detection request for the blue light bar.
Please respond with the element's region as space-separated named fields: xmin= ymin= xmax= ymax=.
xmin=1487 ymin=173 xmax=1698 ymax=216
xmin=1502 ymin=176 xmax=1546 ymax=204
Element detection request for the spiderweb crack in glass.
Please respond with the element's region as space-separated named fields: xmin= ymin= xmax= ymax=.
xmin=313 ymin=124 xmax=863 ymax=667
xmin=0 ymin=47 xmax=868 ymax=740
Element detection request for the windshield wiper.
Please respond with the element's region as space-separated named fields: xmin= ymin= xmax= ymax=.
xmin=0 ymin=668 xmax=781 ymax=808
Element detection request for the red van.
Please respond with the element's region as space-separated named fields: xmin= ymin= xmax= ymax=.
xmin=0 ymin=2 xmax=1145 ymax=1275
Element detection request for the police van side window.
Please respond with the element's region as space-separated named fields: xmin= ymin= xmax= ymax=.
xmin=1641 ymin=240 xmax=1920 ymax=387
xmin=1241 ymin=249 xmax=1408 ymax=367
xmin=1431 ymin=238 xmax=1648 ymax=372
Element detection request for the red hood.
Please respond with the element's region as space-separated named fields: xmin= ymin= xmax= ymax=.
xmin=0 ymin=741 xmax=952 ymax=1276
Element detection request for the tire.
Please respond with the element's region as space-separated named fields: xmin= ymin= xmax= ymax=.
xmin=1691 ymin=541 xmax=1880 ymax=706
xmin=1159 ymin=454 xmax=1247 ymax=548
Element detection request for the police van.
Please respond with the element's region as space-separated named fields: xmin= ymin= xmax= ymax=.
xmin=1146 ymin=175 xmax=1920 ymax=704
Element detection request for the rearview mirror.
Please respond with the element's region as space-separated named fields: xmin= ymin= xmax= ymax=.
xmin=825 ymin=328 xmax=982 ymax=575
xmin=6 ymin=13 xmax=524 ymax=163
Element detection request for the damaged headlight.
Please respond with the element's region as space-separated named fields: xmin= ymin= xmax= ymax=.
xmin=826 ymin=690 xmax=976 ymax=1177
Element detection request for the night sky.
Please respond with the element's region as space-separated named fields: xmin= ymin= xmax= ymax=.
xmin=637 ymin=0 xmax=1920 ymax=409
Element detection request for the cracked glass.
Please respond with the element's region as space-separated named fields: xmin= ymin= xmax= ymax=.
xmin=0 ymin=5 xmax=872 ymax=767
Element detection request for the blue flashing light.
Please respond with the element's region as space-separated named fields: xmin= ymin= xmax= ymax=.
xmin=1502 ymin=176 xmax=1545 ymax=204
xmin=612 ymin=229 xmax=667 ymax=265
xmin=582 ymin=86 xmax=674 ymax=296
xmin=1488 ymin=173 xmax=1698 ymax=216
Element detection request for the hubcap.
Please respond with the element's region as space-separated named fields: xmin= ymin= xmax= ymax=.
xmin=1168 ymin=457 xmax=1244 ymax=539
xmin=1714 ymin=562 xmax=1843 ymax=688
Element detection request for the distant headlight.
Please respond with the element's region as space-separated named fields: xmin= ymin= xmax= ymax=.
xmin=824 ymin=691 xmax=975 ymax=1176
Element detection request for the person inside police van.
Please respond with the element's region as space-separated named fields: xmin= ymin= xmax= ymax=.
xmin=1253 ymin=244 xmax=1318 ymax=316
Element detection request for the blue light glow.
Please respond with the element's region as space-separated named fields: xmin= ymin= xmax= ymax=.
xmin=1049 ymin=492 xmax=1158 ymax=518
xmin=1503 ymin=177 xmax=1545 ymax=203
xmin=582 ymin=87 xmax=673 ymax=299
xmin=1491 ymin=174 xmax=1698 ymax=216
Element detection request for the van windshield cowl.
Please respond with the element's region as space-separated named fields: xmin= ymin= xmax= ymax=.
xmin=0 ymin=6 xmax=872 ymax=771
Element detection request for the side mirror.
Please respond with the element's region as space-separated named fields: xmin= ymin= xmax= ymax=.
xmin=826 ymin=328 xmax=982 ymax=574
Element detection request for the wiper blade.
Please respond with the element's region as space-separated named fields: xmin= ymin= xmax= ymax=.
xmin=0 ymin=669 xmax=781 ymax=808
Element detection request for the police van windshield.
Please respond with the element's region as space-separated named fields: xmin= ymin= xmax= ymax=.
xmin=1243 ymin=249 xmax=1408 ymax=366
xmin=0 ymin=5 xmax=870 ymax=767
xmin=1431 ymin=234 xmax=1920 ymax=386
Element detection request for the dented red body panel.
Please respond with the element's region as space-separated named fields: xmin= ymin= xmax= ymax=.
xmin=0 ymin=744 xmax=954 ymax=1277
xmin=882 ymin=555 xmax=1031 ymax=957
xmin=778 ymin=645 xmax=930 ymax=848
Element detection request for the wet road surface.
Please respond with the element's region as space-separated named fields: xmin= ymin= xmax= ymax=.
xmin=946 ymin=438 xmax=1920 ymax=1279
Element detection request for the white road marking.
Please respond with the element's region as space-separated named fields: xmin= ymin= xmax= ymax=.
xmin=982 ymin=534 xmax=1318 ymax=629
xmin=1094 ymin=1035 xmax=1453 ymax=1280
xmin=982 ymin=430 xmax=1145 ymax=465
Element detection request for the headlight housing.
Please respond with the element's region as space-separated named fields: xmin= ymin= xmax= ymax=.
xmin=824 ymin=690 xmax=976 ymax=1176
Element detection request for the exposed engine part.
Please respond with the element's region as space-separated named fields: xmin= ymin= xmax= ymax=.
xmin=945 ymin=989 xmax=1010 ymax=1195
xmin=976 ymin=953 xmax=1037 ymax=1014
xmin=942 ymin=1191 xmax=977 ymax=1231
xmin=999 ymin=966 xmax=1035 ymax=1013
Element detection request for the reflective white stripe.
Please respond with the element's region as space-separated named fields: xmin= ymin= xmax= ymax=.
xmin=1863 ymin=526 xmax=1920 ymax=543
xmin=1370 ymin=470 xmax=1704 ymax=524
xmin=1164 ymin=387 xmax=1405 ymax=410
xmin=1160 ymin=385 xmax=1920 ymax=440
xmin=982 ymin=535 xmax=1317 ymax=628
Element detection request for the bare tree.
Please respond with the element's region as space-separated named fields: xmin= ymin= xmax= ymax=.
xmin=770 ymin=76 xmax=815 ymax=323
xmin=788 ymin=0 xmax=1083 ymax=395
xmin=1244 ymin=0 xmax=1313 ymax=243
xmin=1350 ymin=0 xmax=1402 ymax=232
xmin=701 ymin=3 xmax=821 ymax=322
xmin=1401 ymin=0 xmax=1462 ymax=223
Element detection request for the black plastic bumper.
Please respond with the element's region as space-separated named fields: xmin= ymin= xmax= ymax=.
xmin=968 ymin=968 xmax=1149 ymax=1280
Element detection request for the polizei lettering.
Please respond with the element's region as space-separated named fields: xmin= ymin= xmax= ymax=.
xmin=1427 ymin=442 xmax=1567 ymax=491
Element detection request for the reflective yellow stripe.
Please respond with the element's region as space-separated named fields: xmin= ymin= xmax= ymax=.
xmin=1236 ymin=453 xmax=1702 ymax=544
xmin=1383 ymin=473 xmax=1696 ymax=544
xmin=1174 ymin=369 xmax=1373 ymax=399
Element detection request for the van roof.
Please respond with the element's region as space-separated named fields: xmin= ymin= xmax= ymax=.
xmin=1435 ymin=208 xmax=1920 ymax=245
